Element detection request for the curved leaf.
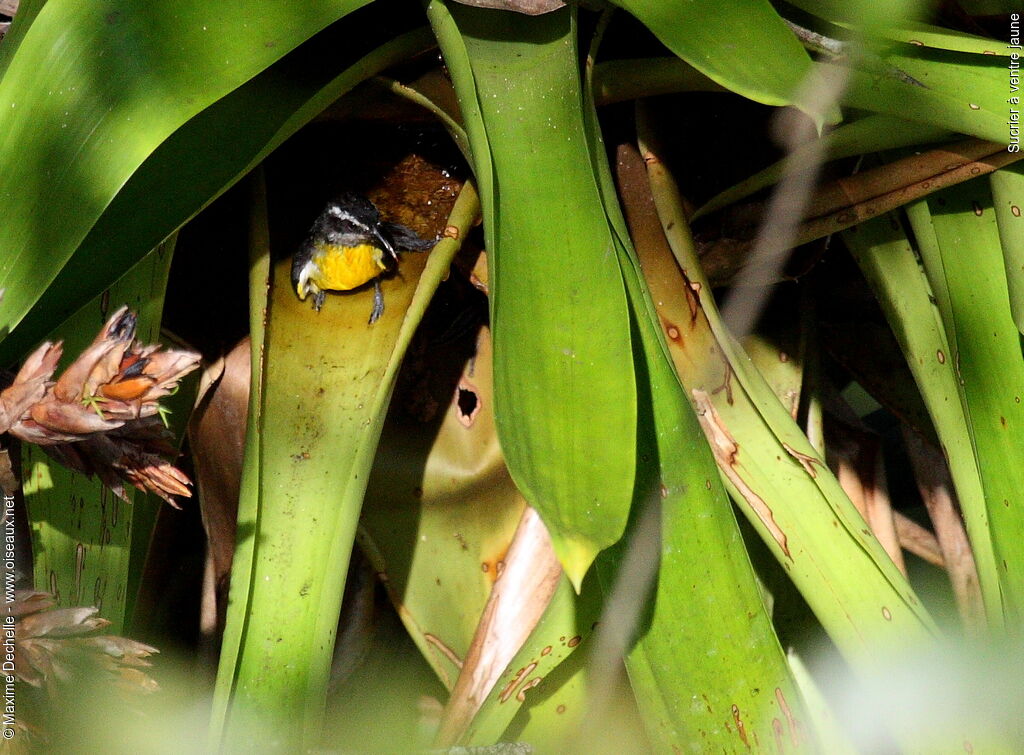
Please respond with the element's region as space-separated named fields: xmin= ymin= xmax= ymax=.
xmin=218 ymin=183 xmax=477 ymax=749
xmin=907 ymin=182 xmax=1024 ymax=624
xmin=430 ymin=2 xmax=637 ymax=588
xmin=0 ymin=0 xmax=372 ymax=341
xmin=0 ymin=10 xmax=433 ymax=364
xmin=610 ymin=0 xmax=818 ymax=114
xmin=841 ymin=49 xmax=1011 ymax=143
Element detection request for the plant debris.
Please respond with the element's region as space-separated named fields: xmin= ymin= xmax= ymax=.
xmin=0 ymin=307 xmax=200 ymax=505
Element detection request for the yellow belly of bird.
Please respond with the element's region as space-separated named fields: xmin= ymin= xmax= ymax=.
xmin=311 ymin=244 xmax=387 ymax=291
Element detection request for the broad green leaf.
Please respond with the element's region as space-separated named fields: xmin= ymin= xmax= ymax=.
xmin=429 ymin=2 xmax=636 ymax=588
xmin=217 ymin=185 xmax=477 ymax=750
xmin=611 ymin=265 xmax=812 ymax=751
xmin=0 ymin=0 xmax=372 ymax=343
xmin=0 ymin=17 xmax=434 ymax=366
xmin=21 ymin=236 xmax=176 ymax=634
xmin=0 ymin=0 xmax=48 ymax=80
xmin=906 ymin=181 xmax=1024 ymax=625
xmin=501 ymin=636 xmax=605 ymax=749
xmin=610 ymin=0 xmax=820 ymax=117
xmin=786 ymin=0 xmax=925 ymax=29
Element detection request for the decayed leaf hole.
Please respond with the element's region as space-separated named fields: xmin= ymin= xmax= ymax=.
xmin=455 ymin=379 xmax=481 ymax=427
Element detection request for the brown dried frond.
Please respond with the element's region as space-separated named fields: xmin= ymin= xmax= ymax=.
xmin=9 ymin=590 xmax=158 ymax=694
xmin=0 ymin=342 xmax=62 ymax=436
xmin=2 ymin=307 xmax=201 ymax=504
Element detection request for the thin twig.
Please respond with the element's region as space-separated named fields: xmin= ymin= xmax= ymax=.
xmin=893 ymin=512 xmax=945 ymax=568
xmin=902 ymin=427 xmax=985 ymax=635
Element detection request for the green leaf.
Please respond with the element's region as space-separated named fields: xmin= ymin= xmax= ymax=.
xmin=906 ymin=181 xmax=1024 ymax=624
xmin=610 ymin=0 xmax=819 ymax=117
xmin=863 ymin=22 xmax=1013 ymax=56
xmin=429 ymin=2 xmax=637 ymax=588
xmin=462 ymin=576 xmax=602 ymax=747
xmin=991 ymin=165 xmax=1024 ymax=335
xmin=216 ymin=185 xmax=477 ymax=750
xmin=786 ymin=0 xmax=926 ymax=30
xmin=21 ymin=236 xmax=177 ymax=633
xmin=359 ymin=318 xmax=526 ymax=693
xmin=0 ymin=0 xmax=372 ymax=343
xmin=0 ymin=14 xmax=434 ymax=365
xmin=637 ymin=108 xmax=941 ymax=675
xmin=840 ymin=47 xmax=1012 ymax=143
xmin=842 ymin=214 xmax=1001 ymax=631
xmin=587 ymin=43 xmax=810 ymax=747
xmin=610 ymin=252 xmax=811 ymax=751
xmin=208 ymin=171 xmax=271 ymax=747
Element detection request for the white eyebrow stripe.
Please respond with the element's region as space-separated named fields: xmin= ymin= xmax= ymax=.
xmin=327 ymin=204 xmax=370 ymax=230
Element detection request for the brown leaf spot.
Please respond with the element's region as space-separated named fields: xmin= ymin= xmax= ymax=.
xmin=731 ymin=704 xmax=748 ymax=747
xmin=776 ymin=688 xmax=800 ymax=747
xmin=516 ymin=677 xmax=542 ymax=702
xmin=499 ymin=662 xmax=537 ymax=703
xmin=567 ymin=635 xmax=581 ymax=647
xmin=694 ymin=390 xmax=790 ymax=557
xmin=782 ymin=443 xmax=821 ymax=478
xmin=881 ymin=606 xmax=892 ymax=621
xmin=937 ymin=349 xmax=946 ymax=364
xmin=663 ymin=319 xmax=682 ymax=343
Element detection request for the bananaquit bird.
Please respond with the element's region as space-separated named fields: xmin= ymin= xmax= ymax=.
xmin=292 ymin=192 xmax=436 ymax=323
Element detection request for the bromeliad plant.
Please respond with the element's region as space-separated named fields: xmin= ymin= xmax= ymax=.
xmin=1 ymin=0 xmax=1023 ymax=751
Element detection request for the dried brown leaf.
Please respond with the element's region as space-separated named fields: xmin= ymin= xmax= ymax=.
xmin=4 ymin=307 xmax=200 ymax=505
xmin=0 ymin=342 xmax=61 ymax=434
